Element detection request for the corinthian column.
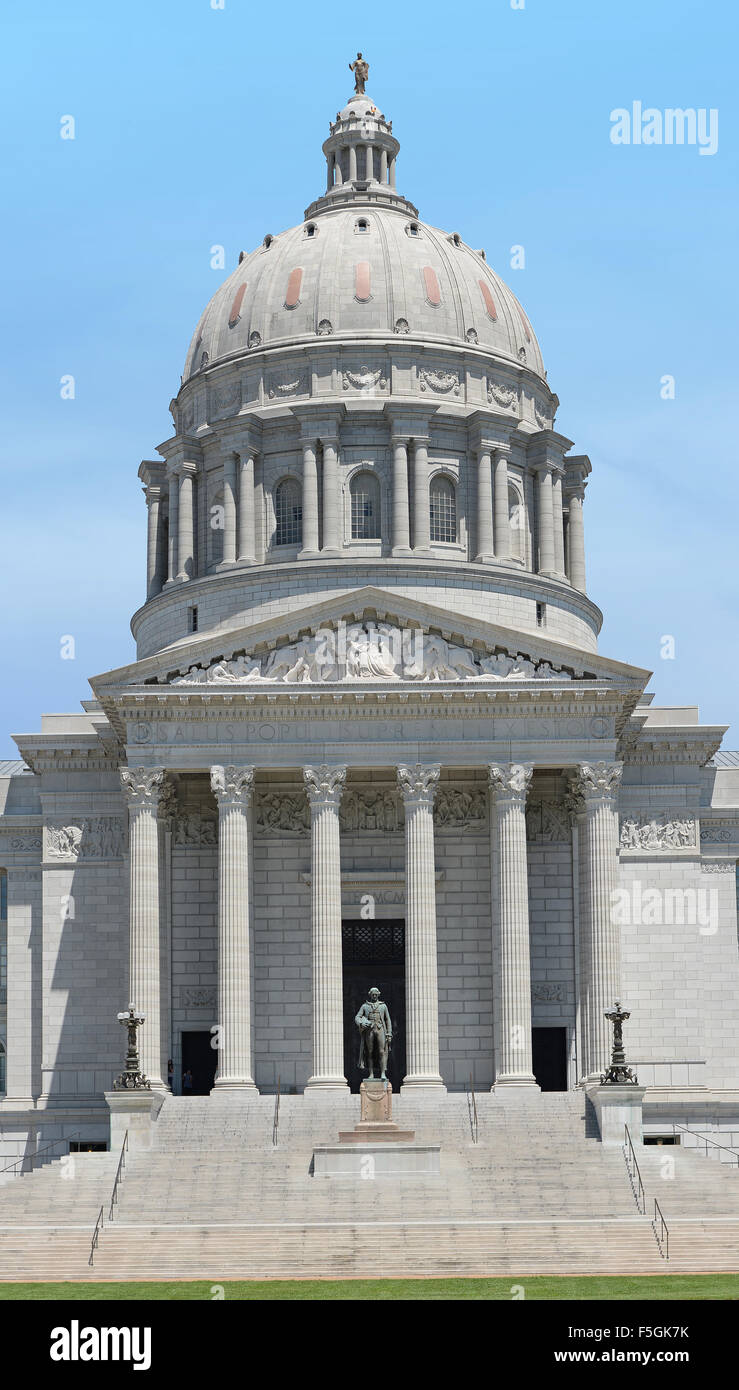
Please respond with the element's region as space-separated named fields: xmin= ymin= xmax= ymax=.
xmin=120 ymin=767 xmax=165 ymax=1088
xmin=397 ymin=763 xmax=445 ymax=1090
xmin=488 ymin=763 xmax=538 ymax=1089
xmin=210 ymin=765 xmax=257 ymax=1090
xmin=570 ymin=762 xmax=623 ymax=1081
xmin=304 ymin=765 xmax=348 ymax=1090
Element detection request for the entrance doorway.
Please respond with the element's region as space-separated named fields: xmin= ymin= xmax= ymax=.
xmin=342 ymin=919 xmax=406 ymax=1093
xmin=181 ymin=1030 xmax=218 ymax=1095
xmin=532 ymin=1026 xmax=568 ymax=1091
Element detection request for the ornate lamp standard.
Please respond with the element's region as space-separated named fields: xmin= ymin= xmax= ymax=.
xmin=113 ymin=1003 xmax=150 ymax=1090
xmin=601 ymin=1000 xmax=638 ymax=1085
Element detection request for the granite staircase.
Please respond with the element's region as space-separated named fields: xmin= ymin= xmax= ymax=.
xmin=1 ymin=1093 xmax=738 ymax=1280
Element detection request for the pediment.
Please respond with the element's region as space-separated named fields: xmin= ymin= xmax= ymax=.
xmin=91 ymin=586 xmax=650 ymax=694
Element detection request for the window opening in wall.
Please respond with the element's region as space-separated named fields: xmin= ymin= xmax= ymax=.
xmin=536 ymin=602 xmax=546 ymax=628
xmin=350 ymin=473 xmax=380 ymax=539
xmin=643 ymin=1135 xmax=680 ymax=1145
xmin=187 ymin=605 xmax=199 ymax=634
xmin=70 ymin=1141 xmax=107 ymax=1153
xmin=305 ymin=223 xmax=317 ymax=237
xmin=355 ymin=218 xmax=369 ymax=233
xmin=275 ymin=479 xmax=303 ymax=547
xmin=429 ymin=476 xmax=456 ymax=543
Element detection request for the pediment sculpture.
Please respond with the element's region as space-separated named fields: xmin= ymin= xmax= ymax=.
xmin=169 ymin=622 xmax=578 ymax=686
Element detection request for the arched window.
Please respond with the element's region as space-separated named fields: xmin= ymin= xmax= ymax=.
xmin=509 ymin=484 xmax=525 ymax=560
xmin=430 ymin=476 xmax=457 ymax=544
xmin=350 ymin=471 xmax=380 ymax=539
xmin=275 ymin=479 xmax=303 ymax=547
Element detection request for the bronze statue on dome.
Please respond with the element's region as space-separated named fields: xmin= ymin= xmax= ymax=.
xmin=349 ymin=52 xmax=369 ymax=95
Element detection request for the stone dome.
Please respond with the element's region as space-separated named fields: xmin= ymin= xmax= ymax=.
xmin=184 ymin=208 xmax=544 ymax=382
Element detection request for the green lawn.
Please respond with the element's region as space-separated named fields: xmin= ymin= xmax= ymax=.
xmin=1 ymin=1274 xmax=738 ymax=1300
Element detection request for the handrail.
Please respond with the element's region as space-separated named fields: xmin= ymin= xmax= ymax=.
xmin=88 ymin=1205 xmax=104 ymax=1267
xmin=624 ymin=1124 xmax=646 ymax=1214
xmin=108 ymin=1130 xmax=128 ymax=1221
xmin=673 ymin=1124 xmax=739 ymax=1165
xmin=653 ymin=1197 xmax=670 ymax=1260
xmin=0 ymin=1131 xmax=81 ymax=1177
xmin=466 ymin=1073 xmax=479 ymax=1145
xmin=272 ymin=1076 xmax=281 ymax=1147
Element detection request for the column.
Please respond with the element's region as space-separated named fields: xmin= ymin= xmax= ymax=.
xmin=366 ymin=143 xmax=374 ymax=181
xmin=349 ymin=145 xmax=357 ymax=181
xmin=488 ymin=763 xmax=538 ymax=1089
xmin=237 ymin=452 xmax=256 ymax=564
xmin=536 ymin=463 xmax=556 ymax=576
xmin=476 ymin=448 xmax=494 ymax=561
xmin=210 ymin=766 xmax=257 ymax=1090
xmin=321 ymin=436 xmax=341 ymax=555
xmin=1 ymin=868 xmax=41 ymax=1107
xmin=552 ymin=470 xmax=566 ymax=577
xmin=380 ymin=148 xmax=388 ymax=184
xmin=391 ymin=435 xmax=411 ymax=554
xmin=570 ymin=762 xmax=623 ymax=1082
xmin=165 ymin=473 xmax=178 ymax=585
xmin=220 ymin=453 xmax=237 ymax=567
xmin=567 ymin=486 xmax=587 ymax=592
xmin=176 ymin=463 xmax=196 ymax=581
xmin=412 ymin=437 xmax=430 ymax=552
xmin=299 ymin=438 xmax=320 ymax=557
xmin=397 ymin=764 xmax=445 ymax=1090
xmin=334 ymin=153 xmax=343 ymax=187
xmin=303 ymin=765 xmax=348 ymax=1090
xmin=120 ymin=767 xmax=165 ymax=1089
xmin=145 ymin=483 xmax=163 ymax=598
xmin=389 ymin=155 xmax=397 ymax=188
xmin=493 ymin=450 xmax=511 ymax=561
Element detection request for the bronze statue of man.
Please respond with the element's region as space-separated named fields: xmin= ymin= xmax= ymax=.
xmin=355 ymin=986 xmax=392 ymax=1080
xmin=349 ymin=52 xmax=369 ymax=96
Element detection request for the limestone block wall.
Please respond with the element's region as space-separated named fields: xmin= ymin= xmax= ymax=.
xmin=528 ymin=840 xmax=576 ymax=1034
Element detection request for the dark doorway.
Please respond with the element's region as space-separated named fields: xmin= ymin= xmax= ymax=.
xmin=342 ymin=920 xmax=406 ymax=1093
xmin=181 ymin=1030 xmax=218 ymax=1095
xmin=532 ymin=1026 xmax=568 ymax=1091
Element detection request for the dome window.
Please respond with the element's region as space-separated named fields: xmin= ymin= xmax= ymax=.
xmin=449 ymin=232 xmax=462 ymax=247
xmin=406 ymin=222 xmax=421 ymax=238
xmin=429 ymin=476 xmax=457 ymax=544
xmin=199 ymin=350 xmax=209 ymax=370
xmin=350 ymin=471 xmax=380 ymax=539
xmin=284 ymin=267 xmax=303 ymax=309
xmin=274 ymin=479 xmax=303 ymax=547
xmin=355 ymin=218 xmax=370 ymax=233
xmin=304 ymin=223 xmax=317 ymax=238
xmin=263 ymin=234 xmax=275 ymax=249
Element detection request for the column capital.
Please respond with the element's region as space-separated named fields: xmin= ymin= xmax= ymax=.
xmin=210 ymin=765 xmax=255 ymax=807
xmin=304 ymin=764 xmax=346 ymax=808
xmin=171 ymin=459 xmax=198 ymax=479
xmin=571 ymin=761 xmax=623 ymax=803
xmin=120 ymin=767 xmax=165 ymax=810
xmin=489 ymin=762 xmax=533 ymax=801
xmin=564 ymin=453 xmax=592 ymax=492
xmin=397 ymin=762 xmax=440 ymax=807
xmin=142 ymin=481 xmax=164 ymax=504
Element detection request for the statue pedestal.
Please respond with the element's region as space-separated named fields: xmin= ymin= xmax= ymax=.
xmin=314 ymin=1079 xmax=441 ymax=1175
xmin=337 ymin=1081 xmax=415 ymax=1143
xmin=585 ymin=1082 xmax=646 ymax=1147
xmin=105 ymin=1089 xmax=164 ymax=1153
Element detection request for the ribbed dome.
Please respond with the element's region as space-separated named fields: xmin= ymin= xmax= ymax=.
xmin=184 ymin=207 xmax=544 ymax=382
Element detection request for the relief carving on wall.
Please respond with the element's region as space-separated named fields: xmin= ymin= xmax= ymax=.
xmin=0 ymin=828 xmax=42 ymax=852
xmin=532 ymin=982 xmax=564 ymax=1003
xmin=180 ymin=987 xmax=217 ymax=1009
xmin=210 ymin=381 xmax=241 ymax=415
xmin=619 ymin=814 xmax=698 ymax=852
xmin=700 ymin=823 xmax=737 ymax=843
xmin=254 ymin=785 xmax=486 ymax=835
xmin=526 ymin=800 xmax=571 ymax=843
xmin=170 ymin=622 xmax=577 ymax=686
xmin=256 ymin=792 xmax=310 ymax=834
xmin=342 ymin=366 xmax=387 ymax=392
xmin=267 ymin=369 xmax=308 ymax=399
xmin=487 ymin=380 xmax=517 ymax=410
xmin=534 ymin=401 xmax=551 ymax=429
xmin=341 ymin=789 xmax=401 ymax=832
xmin=45 ymin=817 xmax=127 ymax=860
xmin=418 ymin=367 xmax=461 ymax=396
xmin=173 ymin=809 xmax=217 ymax=846
xmin=434 ymin=787 xmax=487 ymax=830
xmin=700 ymin=861 xmax=735 ymax=874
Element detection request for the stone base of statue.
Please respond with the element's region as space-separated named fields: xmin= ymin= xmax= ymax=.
xmin=105 ymin=1089 xmax=164 ymax=1153
xmin=313 ymin=1079 xmax=441 ymax=1175
xmin=585 ymin=1081 xmax=646 ymax=1147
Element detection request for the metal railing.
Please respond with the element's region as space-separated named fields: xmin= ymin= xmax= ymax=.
xmin=653 ymin=1197 xmax=669 ymax=1260
xmin=624 ymin=1124 xmax=646 ymax=1214
xmin=108 ymin=1131 xmax=128 ymax=1221
xmin=0 ymin=1131 xmax=81 ymax=1177
xmin=673 ymin=1124 xmax=739 ymax=1166
xmin=272 ymin=1076 xmax=281 ymax=1147
xmin=466 ymin=1073 xmax=479 ymax=1145
xmin=89 ymin=1205 xmax=104 ymax=1267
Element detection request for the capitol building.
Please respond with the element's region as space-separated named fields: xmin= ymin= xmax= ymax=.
xmin=2 ymin=65 xmax=739 ymax=1199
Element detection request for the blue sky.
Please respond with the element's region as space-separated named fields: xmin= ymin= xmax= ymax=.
xmin=0 ymin=0 xmax=737 ymax=756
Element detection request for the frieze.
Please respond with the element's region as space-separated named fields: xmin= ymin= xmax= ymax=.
xmin=124 ymin=712 xmax=614 ymax=746
xmin=619 ymin=813 xmax=698 ymax=852
xmin=45 ymin=817 xmax=127 ymax=861
xmin=700 ymin=822 xmax=739 ymax=843
xmin=254 ymin=785 xmax=486 ymax=834
xmin=0 ymin=827 xmax=42 ymax=853
xmin=700 ymin=861 xmax=736 ymax=874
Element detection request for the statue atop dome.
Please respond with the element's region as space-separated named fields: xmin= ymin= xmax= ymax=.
xmin=349 ymin=52 xmax=369 ymax=95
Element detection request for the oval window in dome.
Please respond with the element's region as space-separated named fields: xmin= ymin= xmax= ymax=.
xmin=422 ymin=265 xmax=441 ymax=306
xmin=285 ymin=267 xmax=303 ymax=309
xmin=228 ymin=283 xmax=247 ymax=328
xmin=479 ymin=280 xmax=497 ymax=321
xmin=355 ymin=261 xmax=371 ymax=302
